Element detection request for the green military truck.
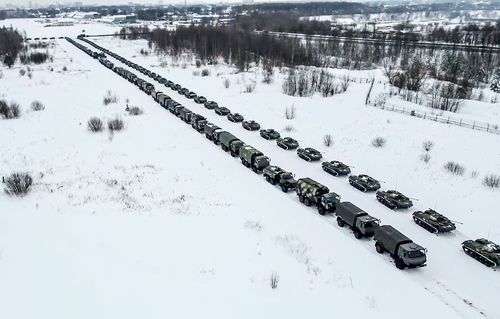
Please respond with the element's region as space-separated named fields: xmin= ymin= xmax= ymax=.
xmin=239 ymin=145 xmax=270 ymax=173
xmin=218 ymin=131 xmax=244 ymax=157
xmin=295 ymin=178 xmax=341 ymax=215
xmin=263 ymin=166 xmax=297 ymax=192
xmin=336 ymin=202 xmax=380 ymax=239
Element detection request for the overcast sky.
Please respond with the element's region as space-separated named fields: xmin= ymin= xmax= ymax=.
xmin=4 ymin=0 xmax=381 ymax=9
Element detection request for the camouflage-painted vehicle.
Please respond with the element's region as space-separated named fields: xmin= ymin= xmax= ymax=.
xmin=204 ymin=101 xmax=218 ymax=109
xmin=214 ymin=106 xmax=231 ymax=116
xmin=191 ymin=114 xmax=208 ymax=133
xmin=376 ymin=190 xmax=413 ymax=209
xmin=276 ymin=137 xmax=299 ymax=150
xmin=296 ymin=177 xmax=341 ymax=215
xmin=412 ymin=209 xmax=456 ymax=233
xmin=297 ymin=148 xmax=322 ymax=162
xmin=194 ymin=96 xmax=207 ymax=104
xmin=348 ymin=174 xmax=381 ymax=192
xmin=263 ymin=166 xmax=297 ymax=192
xmin=462 ymin=239 xmax=500 ymax=268
xmin=322 ymin=160 xmax=351 ymax=176
xmin=239 ymin=145 xmax=270 ymax=173
xmin=336 ymin=202 xmax=380 ymax=239
xmin=260 ymin=129 xmax=280 ymax=140
xmin=242 ymin=120 xmax=260 ymax=131
xmin=374 ymin=225 xmax=427 ymax=270
xmin=227 ymin=113 xmax=244 ymax=123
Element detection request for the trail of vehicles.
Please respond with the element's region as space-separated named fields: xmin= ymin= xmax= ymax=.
xmin=69 ymin=36 xmax=499 ymax=271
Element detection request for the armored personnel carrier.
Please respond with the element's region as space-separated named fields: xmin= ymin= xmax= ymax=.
xmin=412 ymin=209 xmax=456 ymax=233
xmin=204 ymin=101 xmax=218 ymax=109
xmin=348 ymin=174 xmax=381 ymax=192
xmin=227 ymin=113 xmax=244 ymax=123
xmin=462 ymin=239 xmax=500 ymax=268
xmin=376 ymin=190 xmax=413 ymax=209
xmin=260 ymin=129 xmax=280 ymax=140
xmin=276 ymin=137 xmax=299 ymax=150
xmin=322 ymin=160 xmax=351 ymax=176
xmin=297 ymin=148 xmax=322 ymax=162
xmin=242 ymin=120 xmax=261 ymax=131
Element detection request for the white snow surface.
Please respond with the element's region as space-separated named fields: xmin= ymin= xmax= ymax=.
xmin=1 ymin=20 xmax=500 ymax=319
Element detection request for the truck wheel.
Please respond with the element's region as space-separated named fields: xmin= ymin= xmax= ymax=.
xmin=304 ymin=198 xmax=311 ymax=206
xmin=395 ymin=259 xmax=406 ymax=270
xmin=298 ymin=195 xmax=304 ymax=203
xmin=337 ymin=217 xmax=344 ymax=227
xmin=281 ymin=185 xmax=288 ymax=193
xmin=252 ymin=166 xmax=258 ymax=173
xmin=375 ymin=242 xmax=384 ymax=254
xmin=318 ymin=207 xmax=326 ymax=215
xmin=354 ymin=229 xmax=362 ymax=239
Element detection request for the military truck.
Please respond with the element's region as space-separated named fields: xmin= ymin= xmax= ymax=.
xmin=374 ymin=225 xmax=427 ymax=270
xmin=336 ymin=202 xmax=380 ymax=239
xmin=263 ymin=166 xmax=297 ymax=192
xmin=462 ymin=239 xmax=500 ymax=268
xmin=178 ymin=108 xmax=193 ymax=124
xmin=191 ymin=114 xmax=208 ymax=133
xmin=295 ymin=178 xmax=341 ymax=215
xmin=239 ymin=145 xmax=270 ymax=173
xmin=204 ymin=123 xmax=222 ymax=143
xmin=412 ymin=209 xmax=456 ymax=233
xmin=219 ymin=132 xmax=244 ymax=156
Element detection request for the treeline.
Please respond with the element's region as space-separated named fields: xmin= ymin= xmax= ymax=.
xmin=147 ymin=26 xmax=322 ymax=70
xmin=0 ymin=27 xmax=23 ymax=67
xmin=236 ymin=13 xmax=331 ymax=35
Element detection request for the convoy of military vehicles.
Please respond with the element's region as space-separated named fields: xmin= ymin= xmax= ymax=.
xmin=69 ymin=36 xmax=499 ymax=270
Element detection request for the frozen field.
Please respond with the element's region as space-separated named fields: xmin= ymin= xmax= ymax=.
xmin=1 ymin=19 xmax=500 ymax=319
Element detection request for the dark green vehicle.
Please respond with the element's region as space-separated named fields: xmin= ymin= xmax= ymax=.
xmin=296 ymin=177 xmax=341 ymax=215
xmin=239 ymin=145 xmax=270 ymax=173
xmin=173 ymin=84 xmax=182 ymax=91
xmin=412 ymin=209 xmax=456 ymax=233
xmin=194 ymin=96 xmax=207 ymax=104
xmin=322 ymin=160 xmax=351 ymax=176
xmin=348 ymin=174 xmax=381 ymax=192
xmin=376 ymin=190 xmax=413 ymax=209
xmin=462 ymin=239 xmax=500 ymax=268
xmin=179 ymin=88 xmax=189 ymax=95
xmin=276 ymin=137 xmax=299 ymax=150
xmin=263 ymin=166 xmax=297 ymax=193
xmin=205 ymin=101 xmax=218 ymax=109
xmin=260 ymin=129 xmax=280 ymax=140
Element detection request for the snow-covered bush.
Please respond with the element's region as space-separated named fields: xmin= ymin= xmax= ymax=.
xmin=30 ymin=100 xmax=45 ymax=111
xmin=62 ymin=66 xmax=67 ymax=72
xmin=444 ymin=161 xmax=465 ymax=175
xmin=103 ymin=90 xmax=119 ymax=105
xmin=483 ymin=174 xmax=500 ymax=189
xmin=490 ymin=69 xmax=500 ymax=93
xmin=470 ymin=170 xmax=479 ymax=179
xmin=244 ymin=82 xmax=256 ymax=93
xmin=201 ymin=69 xmax=210 ymax=76
xmin=19 ymin=68 xmax=26 ymax=76
xmin=420 ymin=153 xmax=431 ymax=163
xmin=422 ymin=140 xmax=434 ymax=152
xmin=285 ymin=105 xmax=296 ymax=120
xmin=270 ymin=272 xmax=279 ymax=289
xmin=195 ymin=60 xmax=201 ymax=68
xmin=108 ymin=118 xmax=124 ymax=132
xmin=283 ymin=125 xmax=295 ymax=132
xmin=192 ymin=70 xmax=200 ymax=76
xmin=371 ymin=137 xmax=386 ymax=148
xmin=223 ymin=78 xmax=230 ymax=88
xmin=1 ymin=101 xmax=21 ymax=119
xmin=128 ymin=106 xmax=143 ymax=116
xmin=87 ymin=117 xmax=103 ymax=132
xmin=4 ymin=172 xmax=33 ymax=197
xmin=323 ymin=134 xmax=333 ymax=147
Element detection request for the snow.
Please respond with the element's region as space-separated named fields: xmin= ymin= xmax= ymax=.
xmin=1 ymin=19 xmax=500 ymax=319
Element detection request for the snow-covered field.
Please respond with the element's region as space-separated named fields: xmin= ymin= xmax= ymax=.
xmin=1 ymin=19 xmax=500 ymax=319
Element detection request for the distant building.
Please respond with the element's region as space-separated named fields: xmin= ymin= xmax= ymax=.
xmin=101 ymin=14 xmax=137 ymax=24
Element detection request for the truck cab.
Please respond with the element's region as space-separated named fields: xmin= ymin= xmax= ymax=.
xmin=317 ymin=192 xmax=341 ymax=215
xmin=398 ymin=243 xmax=427 ymax=268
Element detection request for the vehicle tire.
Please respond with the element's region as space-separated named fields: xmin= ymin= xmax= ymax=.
xmin=252 ymin=166 xmax=258 ymax=173
xmin=375 ymin=242 xmax=384 ymax=254
xmin=318 ymin=207 xmax=326 ymax=215
xmin=298 ymin=195 xmax=305 ymax=203
xmin=395 ymin=259 xmax=406 ymax=270
xmin=304 ymin=198 xmax=311 ymax=206
xmin=281 ymin=185 xmax=288 ymax=193
xmin=354 ymin=229 xmax=362 ymax=239
xmin=337 ymin=217 xmax=344 ymax=227
xmin=265 ymin=176 xmax=271 ymax=183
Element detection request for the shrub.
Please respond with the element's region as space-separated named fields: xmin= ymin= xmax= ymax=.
xmin=4 ymin=172 xmax=33 ymax=196
xmin=30 ymin=100 xmax=45 ymax=111
xmin=30 ymin=52 xmax=50 ymax=64
xmin=108 ymin=118 xmax=124 ymax=132
xmin=62 ymin=66 xmax=67 ymax=72
xmin=103 ymin=90 xmax=119 ymax=105
xmin=470 ymin=170 xmax=479 ymax=178
xmin=285 ymin=105 xmax=296 ymax=120
xmin=423 ymin=140 xmax=434 ymax=152
xmin=420 ymin=153 xmax=431 ymax=163
xmin=323 ymin=134 xmax=333 ymax=147
xmin=283 ymin=125 xmax=295 ymax=132
xmin=244 ymin=82 xmax=256 ymax=93
xmin=9 ymin=102 xmax=20 ymax=118
xmin=192 ymin=70 xmax=200 ymax=76
xmin=444 ymin=161 xmax=465 ymax=175
xmin=371 ymin=137 xmax=386 ymax=148
xmin=19 ymin=68 xmax=26 ymax=76
xmin=128 ymin=106 xmax=143 ymax=116
xmin=270 ymin=272 xmax=279 ymax=289
xmin=201 ymin=69 xmax=210 ymax=76
xmin=87 ymin=117 xmax=103 ymax=132
xmin=483 ymin=174 xmax=500 ymax=188
xmin=181 ymin=62 xmax=187 ymax=69
xmin=0 ymin=100 xmax=9 ymax=118
xmin=223 ymin=78 xmax=230 ymax=88
xmin=195 ymin=60 xmax=201 ymax=68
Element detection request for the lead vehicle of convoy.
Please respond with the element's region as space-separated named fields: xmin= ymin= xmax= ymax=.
xmin=336 ymin=202 xmax=380 ymax=239
xmin=218 ymin=131 xmax=244 ymax=157
xmin=374 ymin=225 xmax=427 ymax=270
xmin=239 ymin=145 xmax=270 ymax=173
xmin=263 ymin=166 xmax=297 ymax=192
xmin=296 ymin=178 xmax=341 ymax=215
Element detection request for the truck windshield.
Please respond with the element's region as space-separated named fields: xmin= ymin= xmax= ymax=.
xmin=281 ymin=173 xmax=293 ymax=180
xmin=364 ymin=221 xmax=378 ymax=228
xmin=406 ymin=250 xmax=425 ymax=258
